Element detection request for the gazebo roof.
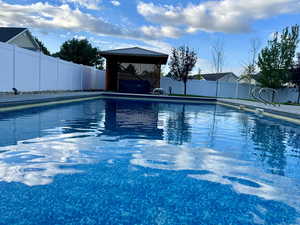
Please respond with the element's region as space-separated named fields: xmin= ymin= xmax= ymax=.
xmin=101 ymin=47 xmax=168 ymax=57
xmin=100 ymin=47 xmax=168 ymax=64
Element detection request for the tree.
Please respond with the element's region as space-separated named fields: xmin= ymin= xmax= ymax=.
xmin=160 ymin=65 xmax=166 ymax=77
xmin=34 ymin=37 xmax=51 ymax=56
xmin=211 ymin=39 xmax=225 ymax=73
xmin=250 ymin=38 xmax=261 ymax=67
xmin=168 ymin=46 xmax=197 ymax=95
xmin=240 ymin=64 xmax=256 ymax=84
xmin=124 ymin=64 xmax=137 ymax=75
xmin=54 ymin=38 xmax=104 ymax=69
xmin=166 ymin=105 xmax=191 ymax=145
xmin=190 ymin=68 xmax=203 ymax=80
xmin=257 ymin=25 xmax=299 ymax=101
xmin=251 ymin=119 xmax=287 ymax=175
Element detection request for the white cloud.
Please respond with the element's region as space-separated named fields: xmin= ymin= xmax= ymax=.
xmin=0 ymin=1 xmax=164 ymax=41
xmin=141 ymin=25 xmax=183 ymax=38
xmin=61 ymin=0 xmax=101 ymax=9
xmin=142 ymin=39 xmax=172 ymax=54
xmin=88 ymin=36 xmax=171 ymax=55
xmin=0 ymin=0 xmax=176 ymax=56
xmin=111 ymin=0 xmax=120 ymax=7
xmin=74 ymin=35 xmax=87 ymax=40
xmin=137 ymin=0 xmax=300 ymax=33
xmin=0 ymin=0 xmax=179 ymax=42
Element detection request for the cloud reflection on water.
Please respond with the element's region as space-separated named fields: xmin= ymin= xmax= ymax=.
xmin=0 ymin=132 xmax=99 ymax=186
xmin=130 ymin=141 xmax=300 ymax=212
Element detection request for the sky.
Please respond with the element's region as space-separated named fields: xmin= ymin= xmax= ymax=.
xmin=1 ymin=0 xmax=300 ymax=75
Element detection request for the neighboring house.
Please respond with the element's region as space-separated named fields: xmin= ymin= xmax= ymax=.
xmin=191 ymin=72 xmax=238 ymax=82
xmin=190 ymin=74 xmax=204 ymax=80
xmin=0 ymin=27 xmax=40 ymax=51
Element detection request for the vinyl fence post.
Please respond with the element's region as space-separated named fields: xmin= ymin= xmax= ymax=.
xmin=248 ymin=83 xmax=251 ymax=99
xmin=235 ymin=81 xmax=239 ymax=99
xmin=57 ymin=58 xmax=59 ymax=91
xmin=94 ymin=67 xmax=97 ymax=90
xmin=12 ymin=45 xmax=16 ymax=89
xmin=81 ymin=65 xmax=84 ymax=91
xmin=38 ymin=51 xmax=42 ymax=91
xmin=215 ymin=80 xmax=219 ymax=98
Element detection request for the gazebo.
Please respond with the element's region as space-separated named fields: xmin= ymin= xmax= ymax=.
xmin=100 ymin=47 xmax=168 ymax=94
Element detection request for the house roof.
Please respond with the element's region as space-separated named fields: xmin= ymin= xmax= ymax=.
xmin=0 ymin=27 xmax=27 ymax=42
xmin=101 ymin=47 xmax=168 ymax=58
xmin=200 ymin=72 xmax=237 ymax=81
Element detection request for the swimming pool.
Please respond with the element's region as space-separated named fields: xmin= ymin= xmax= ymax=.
xmin=0 ymin=98 xmax=299 ymax=225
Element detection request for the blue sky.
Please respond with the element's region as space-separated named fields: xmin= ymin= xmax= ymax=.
xmin=1 ymin=0 xmax=300 ymax=75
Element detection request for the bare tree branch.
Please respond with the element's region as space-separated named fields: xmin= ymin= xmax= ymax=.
xmin=249 ymin=38 xmax=261 ymax=67
xmin=211 ymin=39 xmax=225 ymax=73
xmin=240 ymin=38 xmax=261 ymax=84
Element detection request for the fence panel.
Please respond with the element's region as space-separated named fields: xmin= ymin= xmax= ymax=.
xmin=160 ymin=77 xmax=184 ymax=94
xmin=237 ymin=83 xmax=253 ymax=100
xmin=217 ymin=82 xmax=237 ymax=98
xmin=0 ymin=42 xmax=13 ymax=92
xmin=72 ymin=65 xmax=83 ymax=90
xmin=40 ymin=54 xmax=59 ymax=91
xmin=15 ymin=47 xmax=39 ymax=91
xmin=278 ymin=88 xmax=298 ymax=103
xmin=82 ymin=67 xmax=92 ymax=90
xmin=90 ymin=68 xmax=98 ymax=90
xmin=97 ymin=70 xmax=106 ymax=90
xmin=58 ymin=60 xmax=75 ymax=90
xmin=187 ymin=80 xmax=217 ymax=97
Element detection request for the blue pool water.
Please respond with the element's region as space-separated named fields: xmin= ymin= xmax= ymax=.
xmin=0 ymin=98 xmax=300 ymax=225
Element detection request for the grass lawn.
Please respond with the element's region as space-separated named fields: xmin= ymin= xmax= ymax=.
xmin=281 ymin=102 xmax=300 ymax=106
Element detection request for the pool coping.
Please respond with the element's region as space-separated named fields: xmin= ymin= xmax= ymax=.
xmin=217 ymin=99 xmax=300 ymax=125
xmin=100 ymin=92 xmax=217 ymax=103
xmin=0 ymin=92 xmax=103 ymax=112
xmin=0 ymin=92 xmax=217 ymax=111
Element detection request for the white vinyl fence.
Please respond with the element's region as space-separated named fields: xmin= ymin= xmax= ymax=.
xmin=161 ymin=77 xmax=299 ymax=103
xmin=160 ymin=77 xmax=254 ymax=99
xmin=1 ymin=41 xmax=298 ymax=103
xmin=0 ymin=42 xmax=105 ymax=92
